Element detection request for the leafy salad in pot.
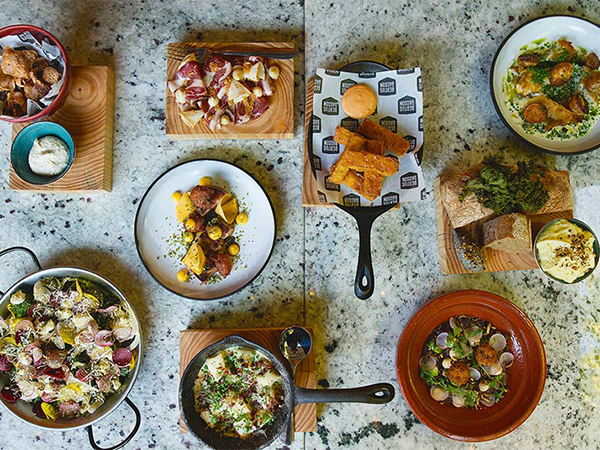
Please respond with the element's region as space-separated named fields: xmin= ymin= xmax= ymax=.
xmin=0 ymin=277 xmax=139 ymax=421
xmin=419 ymin=315 xmax=514 ymax=409
xmin=503 ymin=37 xmax=600 ymax=140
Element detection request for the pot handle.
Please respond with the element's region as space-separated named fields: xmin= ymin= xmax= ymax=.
xmin=87 ymin=397 xmax=141 ymax=450
xmin=295 ymin=383 xmax=395 ymax=405
xmin=353 ymin=214 xmax=376 ymax=300
xmin=0 ymin=246 xmax=42 ymax=296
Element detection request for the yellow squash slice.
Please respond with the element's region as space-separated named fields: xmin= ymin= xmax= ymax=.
xmin=181 ymin=243 xmax=206 ymax=275
xmin=175 ymin=192 xmax=196 ymax=223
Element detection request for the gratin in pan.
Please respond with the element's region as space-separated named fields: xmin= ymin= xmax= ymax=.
xmin=179 ymin=335 xmax=395 ymax=450
xmin=0 ymin=247 xmax=142 ymax=450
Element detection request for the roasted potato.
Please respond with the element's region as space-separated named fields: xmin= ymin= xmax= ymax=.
xmin=552 ymin=39 xmax=577 ymax=62
xmin=567 ymin=93 xmax=589 ymax=117
xmin=584 ymin=52 xmax=600 ymax=70
xmin=523 ymin=103 xmax=547 ymax=123
xmin=518 ymin=53 xmax=540 ymax=67
xmin=549 ymin=62 xmax=573 ymax=86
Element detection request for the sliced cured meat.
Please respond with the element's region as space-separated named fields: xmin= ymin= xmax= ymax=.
xmin=212 ymin=253 xmax=233 ymax=278
xmin=176 ymin=60 xmax=202 ymax=80
xmin=251 ymin=96 xmax=269 ymax=119
xmin=209 ymin=108 xmax=225 ymax=130
xmin=260 ymin=76 xmax=273 ymax=96
xmin=185 ymin=78 xmax=207 ymax=102
xmin=234 ymin=102 xmax=251 ymax=124
xmin=190 ymin=185 xmax=226 ymax=216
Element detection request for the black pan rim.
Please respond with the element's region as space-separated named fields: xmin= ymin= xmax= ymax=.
xmin=489 ymin=14 xmax=600 ymax=156
xmin=133 ymin=158 xmax=277 ymax=301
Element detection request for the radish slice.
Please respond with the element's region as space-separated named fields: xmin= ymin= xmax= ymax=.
xmin=113 ymin=348 xmax=132 ymax=367
xmin=95 ymin=330 xmax=114 ymax=347
xmin=59 ymin=400 xmax=80 ymax=419
xmin=113 ymin=327 xmax=132 ymax=342
xmin=0 ymin=355 xmax=11 ymax=372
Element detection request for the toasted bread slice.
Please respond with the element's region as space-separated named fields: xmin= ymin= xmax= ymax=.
xmin=357 ymin=119 xmax=410 ymax=156
xmin=535 ymin=169 xmax=573 ymax=214
xmin=482 ymin=213 xmax=531 ymax=254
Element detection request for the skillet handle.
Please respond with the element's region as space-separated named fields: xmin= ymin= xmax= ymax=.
xmin=0 ymin=246 xmax=42 ymax=296
xmin=353 ymin=214 xmax=376 ymax=300
xmin=295 ymin=383 xmax=395 ymax=405
xmin=87 ymin=397 xmax=141 ymax=450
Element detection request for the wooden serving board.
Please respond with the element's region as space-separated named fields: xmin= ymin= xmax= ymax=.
xmin=166 ymin=42 xmax=294 ymax=140
xmin=179 ymin=327 xmax=317 ymax=434
xmin=10 ymin=66 xmax=115 ymax=192
xmin=434 ymin=177 xmax=574 ymax=274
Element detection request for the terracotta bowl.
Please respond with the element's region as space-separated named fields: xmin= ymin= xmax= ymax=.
xmin=0 ymin=24 xmax=71 ymax=123
xmin=396 ymin=290 xmax=546 ymax=441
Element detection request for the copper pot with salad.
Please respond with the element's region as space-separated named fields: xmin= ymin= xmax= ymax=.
xmin=0 ymin=247 xmax=142 ymax=450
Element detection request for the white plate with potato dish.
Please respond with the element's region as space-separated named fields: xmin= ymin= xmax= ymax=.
xmin=134 ymin=159 xmax=276 ymax=300
xmin=491 ymin=15 xmax=600 ymax=154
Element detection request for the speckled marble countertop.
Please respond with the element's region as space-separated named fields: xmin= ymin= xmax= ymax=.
xmin=0 ymin=0 xmax=600 ymax=449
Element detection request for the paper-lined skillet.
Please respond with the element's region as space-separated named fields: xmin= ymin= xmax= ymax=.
xmin=0 ymin=247 xmax=142 ymax=450
xmin=179 ymin=335 xmax=395 ymax=450
xmin=308 ymin=61 xmax=396 ymax=300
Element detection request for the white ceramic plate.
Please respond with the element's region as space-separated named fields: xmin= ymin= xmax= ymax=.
xmin=491 ymin=15 xmax=600 ymax=154
xmin=135 ymin=159 xmax=276 ymax=300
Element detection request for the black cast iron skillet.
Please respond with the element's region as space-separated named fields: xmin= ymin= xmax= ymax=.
xmin=308 ymin=61 xmax=396 ymax=300
xmin=179 ymin=335 xmax=395 ymax=450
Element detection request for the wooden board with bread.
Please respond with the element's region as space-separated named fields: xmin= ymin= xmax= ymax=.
xmin=435 ymin=158 xmax=574 ymax=274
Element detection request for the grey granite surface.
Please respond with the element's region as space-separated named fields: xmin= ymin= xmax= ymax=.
xmin=0 ymin=0 xmax=599 ymax=449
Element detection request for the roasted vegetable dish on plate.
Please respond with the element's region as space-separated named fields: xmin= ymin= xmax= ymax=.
xmin=172 ymin=177 xmax=247 ymax=284
xmin=193 ymin=346 xmax=284 ymax=438
xmin=504 ymin=38 xmax=600 ymax=140
xmin=0 ymin=276 xmax=139 ymax=420
xmin=419 ymin=315 xmax=514 ymax=409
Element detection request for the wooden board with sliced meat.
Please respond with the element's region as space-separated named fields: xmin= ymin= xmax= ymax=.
xmin=166 ymin=42 xmax=294 ymax=140
xmin=434 ymin=176 xmax=574 ymax=275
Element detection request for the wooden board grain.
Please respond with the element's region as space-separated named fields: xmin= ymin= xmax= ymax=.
xmin=166 ymin=42 xmax=294 ymax=140
xmin=179 ymin=327 xmax=316 ymax=434
xmin=434 ymin=177 xmax=574 ymax=274
xmin=10 ymin=66 xmax=114 ymax=192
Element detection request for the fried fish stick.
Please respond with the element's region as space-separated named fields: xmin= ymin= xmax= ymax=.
xmin=342 ymin=170 xmax=378 ymax=201
xmin=328 ymin=134 xmax=367 ymax=184
xmin=344 ymin=150 xmax=399 ymax=176
xmin=363 ymin=170 xmax=384 ymax=199
xmin=364 ymin=139 xmax=384 ymax=155
xmin=333 ymin=126 xmax=354 ymax=145
xmin=357 ymin=119 xmax=410 ymax=157
xmin=328 ymin=160 xmax=349 ymax=184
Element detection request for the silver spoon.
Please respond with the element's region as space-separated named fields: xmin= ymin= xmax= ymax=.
xmin=279 ymin=326 xmax=313 ymax=445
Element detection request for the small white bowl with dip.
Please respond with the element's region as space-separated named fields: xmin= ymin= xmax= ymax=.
xmin=10 ymin=122 xmax=75 ymax=185
xmin=534 ymin=218 xmax=599 ymax=284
